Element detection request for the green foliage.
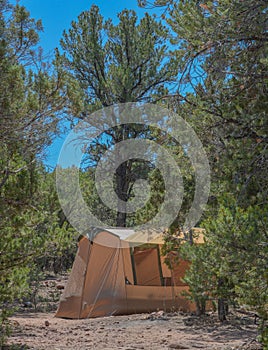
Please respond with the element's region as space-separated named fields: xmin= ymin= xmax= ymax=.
xmin=177 ymin=196 xmax=268 ymax=340
xmin=60 ymin=5 xmax=176 ymax=109
xmin=58 ymin=6 xmax=178 ymax=227
xmin=140 ymin=0 xmax=268 ymax=344
xmin=0 ymin=0 xmax=73 ymax=344
xmin=0 ymin=0 xmax=267 ymax=347
xmin=180 ymin=242 xmax=214 ymax=315
xmin=205 ymin=199 xmax=267 ymax=307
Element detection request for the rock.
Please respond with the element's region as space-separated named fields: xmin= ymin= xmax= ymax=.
xmin=56 ymin=284 xmax=65 ymax=290
xmin=45 ymin=320 xmax=50 ymax=327
xmin=148 ymin=310 xmax=168 ymax=321
xmin=183 ymin=318 xmax=194 ymax=326
xmin=23 ymin=301 xmax=33 ymax=308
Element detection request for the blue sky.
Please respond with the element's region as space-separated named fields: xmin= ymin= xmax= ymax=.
xmin=15 ymin=0 xmax=161 ymax=169
xmin=18 ymin=0 xmax=154 ymax=54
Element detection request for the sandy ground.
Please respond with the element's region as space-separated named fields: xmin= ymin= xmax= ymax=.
xmin=7 ymin=310 xmax=261 ymax=350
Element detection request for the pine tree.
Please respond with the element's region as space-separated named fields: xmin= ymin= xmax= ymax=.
xmin=58 ymin=5 xmax=177 ymax=226
xmin=0 ymin=1 xmax=68 ymax=343
xmin=140 ymin=0 xmax=268 ymax=342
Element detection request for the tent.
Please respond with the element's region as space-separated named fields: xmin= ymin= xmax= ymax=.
xmin=55 ymin=227 xmax=203 ymax=319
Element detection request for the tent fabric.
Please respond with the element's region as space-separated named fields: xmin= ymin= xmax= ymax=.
xmin=55 ymin=228 xmax=200 ymax=319
xmin=133 ymin=247 xmax=162 ymax=286
xmin=85 ymin=227 xmax=204 ymax=245
xmin=55 ymin=236 xmax=91 ymax=319
xmin=125 ymin=285 xmax=194 ymax=314
xmin=121 ymin=241 xmax=134 ymax=285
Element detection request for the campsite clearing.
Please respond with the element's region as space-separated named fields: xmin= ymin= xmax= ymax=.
xmin=7 ymin=310 xmax=260 ymax=350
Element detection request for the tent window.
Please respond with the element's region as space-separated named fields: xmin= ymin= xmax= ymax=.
xmin=131 ymin=245 xmax=163 ymax=286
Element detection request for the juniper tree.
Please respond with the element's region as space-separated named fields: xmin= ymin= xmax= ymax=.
xmin=140 ymin=0 xmax=268 ymax=338
xmin=0 ymin=1 xmax=68 ymax=342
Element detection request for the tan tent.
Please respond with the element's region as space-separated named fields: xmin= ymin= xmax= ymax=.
xmin=55 ymin=227 xmax=203 ymax=319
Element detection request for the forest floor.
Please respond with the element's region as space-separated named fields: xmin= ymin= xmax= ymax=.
xmin=5 ymin=275 xmax=262 ymax=350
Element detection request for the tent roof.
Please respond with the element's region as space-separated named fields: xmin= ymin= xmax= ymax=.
xmin=85 ymin=227 xmax=204 ymax=245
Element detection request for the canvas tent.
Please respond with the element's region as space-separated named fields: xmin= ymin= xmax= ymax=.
xmin=56 ymin=227 xmax=203 ymax=319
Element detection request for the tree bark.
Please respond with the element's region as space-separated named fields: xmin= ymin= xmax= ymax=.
xmin=115 ymin=161 xmax=129 ymax=227
xmin=217 ymin=277 xmax=229 ymax=322
xmin=218 ymin=298 xmax=228 ymax=322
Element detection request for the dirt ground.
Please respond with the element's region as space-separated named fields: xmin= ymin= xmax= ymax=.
xmin=7 ymin=310 xmax=261 ymax=350
xmin=4 ymin=275 xmax=262 ymax=350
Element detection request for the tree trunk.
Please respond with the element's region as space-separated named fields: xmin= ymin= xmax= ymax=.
xmin=217 ymin=277 xmax=229 ymax=322
xmin=116 ymin=211 xmax=127 ymax=227
xmin=115 ymin=161 xmax=129 ymax=227
xmin=195 ymin=297 xmax=206 ymax=316
xmin=218 ymin=298 xmax=228 ymax=322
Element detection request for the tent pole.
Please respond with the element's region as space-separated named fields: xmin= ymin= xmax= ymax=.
xmin=130 ymin=246 xmax=137 ymax=285
xmin=156 ymin=244 xmax=164 ymax=287
xmin=170 ymin=255 xmax=176 ymax=309
xmin=120 ymin=240 xmax=129 ymax=313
